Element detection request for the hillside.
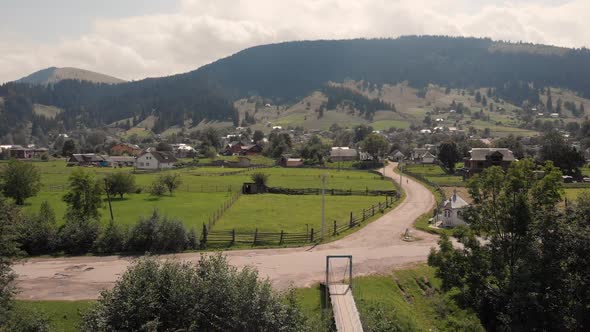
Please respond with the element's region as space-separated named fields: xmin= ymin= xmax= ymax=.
xmin=16 ymin=67 xmax=125 ymax=85
xmin=2 ymin=36 xmax=590 ymax=140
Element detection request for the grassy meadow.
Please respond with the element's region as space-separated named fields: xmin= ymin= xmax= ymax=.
xmin=403 ymin=163 xmax=464 ymax=187
xmin=6 ymin=160 xmax=396 ymax=234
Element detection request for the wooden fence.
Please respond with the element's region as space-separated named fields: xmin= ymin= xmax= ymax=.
xmin=265 ymin=187 xmax=397 ymax=196
xmin=200 ymin=195 xmax=398 ymax=248
xmin=46 ymin=183 xmax=241 ymax=193
xmin=206 ymin=191 xmax=242 ymax=229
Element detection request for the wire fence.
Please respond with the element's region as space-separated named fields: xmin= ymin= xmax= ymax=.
xmin=265 ymin=187 xmax=397 ymax=196
xmin=199 ymin=195 xmax=399 ymax=248
xmin=46 ymin=183 xmax=241 ymax=193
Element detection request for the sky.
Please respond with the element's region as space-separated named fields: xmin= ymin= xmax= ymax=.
xmin=0 ymin=0 xmax=588 ymax=83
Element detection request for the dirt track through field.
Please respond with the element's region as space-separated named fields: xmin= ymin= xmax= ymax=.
xmin=13 ymin=163 xmax=438 ymax=300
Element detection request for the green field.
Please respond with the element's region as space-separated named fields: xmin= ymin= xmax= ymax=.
xmin=214 ymin=194 xmax=388 ymax=233
xmin=403 ymin=163 xmax=464 ymax=187
xmin=14 ymin=300 xmax=94 ymax=332
xmin=5 ymin=160 xmax=396 ymax=236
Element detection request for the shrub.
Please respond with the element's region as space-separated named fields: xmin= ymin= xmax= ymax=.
xmin=149 ymin=180 xmax=166 ymax=197
xmin=160 ymin=173 xmax=182 ymax=195
xmin=58 ymin=217 xmax=100 ymax=255
xmin=93 ymin=220 xmax=127 ymax=254
xmin=251 ymin=172 xmax=269 ymax=186
xmin=126 ymin=211 xmax=188 ymax=253
xmin=2 ymin=306 xmax=50 ymax=332
xmin=104 ymin=173 xmax=136 ymax=199
xmin=0 ymin=159 xmax=41 ymax=205
xmin=82 ymin=255 xmax=308 ymax=332
xmin=17 ymin=201 xmax=57 ymax=255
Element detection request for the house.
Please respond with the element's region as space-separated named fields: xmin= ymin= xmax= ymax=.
xmin=136 ymin=151 xmax=178 ymax=170
xmin=419 ymin=151 xmax=436 ymax=164
xmin=107 ymin=156 xmax=136 ymax=167
xmin=171 ymin=143 xmax=196 ymax=158
xmin=223 ymin=142 xmax=263 ymax=156
xmin=224 ymin=141 xmax=244 ymax=155
xmin=550 ymin=113 xmax=560 ymax=118
xmin=241 ymin=144 xmax=263 ymax=156
xmin=330 ymin=147 xmax=358 ymax=162
xmin=278 ymin=156 xmax=304 ymax=167
xmin=438 ymin=190 xmax=469 ymax=228
xmin=67 ymin=154 xmax=107 ymax=167
xmin=411 ymin=146 xmax=436 ymax=161
xmin=110 ymin=143 xmax=142 ymax=156
xmin=419 ymin=129 xmax=432 ymax=134
xmin=390 ymin=150 xmax=405 ymax=162
xmin=464 ymin=148 xmax=515 ymax=176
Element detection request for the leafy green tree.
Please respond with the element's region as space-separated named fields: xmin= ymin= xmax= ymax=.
xmin=428 ymin=159 xmax=573 ymax=330
xmin=17 ymin=201 xmax=57 ymax=255
xmin=353 ymin=124 xmax=373 ymax=143
xmin=438 ymin=141 xmax=461 ymax=173
xmin=105 ymin=173 xmax=136 ymax=199
xmin=361 ymin=133 xmax=390 ymax=162
xmin=0 ymin=160 xmax=41 ymax=205
xmin=159 ymin=173 xmax=182 ymax=196
xmin=300 ymin=135 xmax=330 ymax=164
xmin=493 ymin=135 xmax=524 ymax=159
xmin=61 ymin=139 xmax=76 ymax=156
xmin=58 ymin=216 xmax=100 ymax=255
xmin=251 ymin=172 xmax=269 ymax=187
xmin=252 ymin=130 xmax=265 ymax=143
xmin=93 ymin=219 xmax=126 ymax=254
xmin=63 ymin=168 xmax=102 ymax=220
xmin=82 ymin=255 xmax=307 ymax=331
xmin=0 ymin=195 xmax=19 ymax=326
xmin=540 ymin=130 xmax=585 ymax=176
xmin=149 ymin=179 xmax=166 ymax=197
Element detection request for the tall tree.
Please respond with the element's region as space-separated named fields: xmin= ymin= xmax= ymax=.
xmin=105 ymin=173 xmax=136 ymax=199
xmin=61 ymin=139 xmax=76 ymax=157
xmin=0 ymin=160 xmax=41 ymax=205
xmin=63 ymin=169 xmax=102 ymax=220
xmin=360 ymin=133 xmax=389 ymax=162
xmin=438 ymin=141 xmax=461 ymax=173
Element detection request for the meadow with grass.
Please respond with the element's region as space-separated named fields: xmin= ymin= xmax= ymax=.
xmin=5 ymin=160 xmax=396 ymax=237
xmin=402 ymin=163 xmax=464 ymax=187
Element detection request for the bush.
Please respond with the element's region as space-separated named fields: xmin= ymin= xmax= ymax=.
xmin=17 ymin=201 xmax=57 ymax=255
xmin=1 ymin=306 xmax=50 ymax=332
xmin=251 ymin=172 xmax=269 ymax=186
xmin=58 ymin=217 xmax=100 ymax=255
xmin=160 ymin=173 xmax=182 ymax=195
xmin=104 ymin=173 xmax=136 ymax=199
xmin=82 ymin=255 xmax=308 ymax=332
xmin=127 ymin=211 xmax=188 ymax=253
xmin=149 ymin=180 xmax=166 ymax=197
xmin=93 ymin=220 xmax=127 ymax=254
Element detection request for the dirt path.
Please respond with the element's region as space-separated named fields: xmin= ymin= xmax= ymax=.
xmin=13 ymin=163 xmax=438 ymax=300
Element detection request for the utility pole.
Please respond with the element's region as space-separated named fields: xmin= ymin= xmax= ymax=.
xmin=104 ymin=178 xmax=114 ymax=221
xmin=321 ymin=174 xmax=327 ymax=240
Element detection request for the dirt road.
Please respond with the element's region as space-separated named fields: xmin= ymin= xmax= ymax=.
xmin=13 ymin=163 xmax=438 ymax=300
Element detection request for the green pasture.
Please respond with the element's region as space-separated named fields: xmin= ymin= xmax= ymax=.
xmin=213 ymin=194 xmax=388 ymax=233
xmin=403 ymin=164 xmax=464 ymax=187
xmin=14 ymin=300 xmax=94 ymax=332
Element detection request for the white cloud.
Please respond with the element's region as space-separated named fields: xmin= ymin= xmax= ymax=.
xmin=1 ymin=0 xmax=589 ymax=83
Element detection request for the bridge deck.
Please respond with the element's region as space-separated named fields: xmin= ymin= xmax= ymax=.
xmin=329 ymin=284 xmax=364 ymax=332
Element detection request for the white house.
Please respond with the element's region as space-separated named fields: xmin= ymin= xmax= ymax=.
xmin=438 ymin=191 xmax=469 ymax=227
xmin=420 ymin=151 xmax=436 ymax=164
xmin=136 ymin=151 xmax=178 ymax=170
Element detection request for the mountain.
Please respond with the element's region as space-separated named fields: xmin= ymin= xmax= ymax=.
xmin=16 ymin=67 xmax=125 ymax=85
xmin=2 ymin=36 xmax=590 ymax=139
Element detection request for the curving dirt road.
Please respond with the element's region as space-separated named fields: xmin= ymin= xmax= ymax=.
xmin=13 ymin=163 xmax=438 ymax=300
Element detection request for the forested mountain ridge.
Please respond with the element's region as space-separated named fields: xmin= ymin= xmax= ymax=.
xmin=2 ymin=35 xmax=590 ymax=140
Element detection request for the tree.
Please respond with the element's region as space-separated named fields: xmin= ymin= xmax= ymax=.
xmin=540 ymin=130 xmax=585 ymax=177
xmin=428 ymin=160 xmax=575 ymax=330
xmin=251 ymin=172 xmax=269 ymax=187
xmin=493 ymin=135 xmax=525 ymax=159
xmin=159 ymin=173 xmax=182 ymax=195
xmin=156 ymin=142 xmax=172 ymax=152
xmin=361 ymin=133 xmax=390 ymax=162
xmin=0 ymin=160 xmax=41 ymax=205
xmin=61 ymin=139 xmax=76 ymax=156
xmin=17 ymin=201 xmax=57 ymax=255
xmin=149 ymin=180 xmax=166 ymax=197
xmin=475 ymin=91 xmax=482 ymax=103
xmin=105 ymin=173 xmax=136 ymax=199
xmin=252 ymin=130 xmax=265 ymax=143
xmin=438 ymin=142 xmax=461 ymax=173
xmin=82 ymin=255 xmax=307 ymax=331
xmin=0 ymin=196 xmax=19 ymax=326
xmin=63 ymin=168 xmax=103 ymax=220
xmin=353 ymin=124 xmax=373 ymax=143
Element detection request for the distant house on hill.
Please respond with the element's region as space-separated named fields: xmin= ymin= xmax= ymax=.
xmin=278 ymin=156 xmax=304 ymax=167
xmin=223 ymin=142 xmax=263 ymax=156
xmin=110 ymin=143 xmax=141 ymax=156
xmin=330 ymin=147 xmax=358 ymax=162
xmin=418 ymin=151 xmax=436 ymax=164
xmin=464 ymin=148 xmax=515 ymax=176
xmin=437 ymin=190 xmax=469 ymax=228
xmin=411 ymin=147 xmax=436 ymax=161
xmin=390 ymin=150 xmax=405 ymax=162
xmin=171 ymin=143 xmax=196 ymax=158
xmin=67 ymin=154 xmax=107 ymax=167
xmin=136 ymin=151 xmax=177 ymax=170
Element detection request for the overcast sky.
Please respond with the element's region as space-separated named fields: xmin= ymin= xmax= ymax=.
xmin=0 ymin=0 xmax=588 ymax=83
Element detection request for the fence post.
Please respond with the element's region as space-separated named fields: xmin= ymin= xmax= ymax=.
xmin=201 ymin=223 xmax=208 ymax=249
xmin=366 ymin=187 xmax=368 ymax=195
xmin=231 ymin=229 xmax=235 ymax=245
xmin=333 ymin=220 xmax=337 ymax=236
xmin=253 ymin=228 xmax=258 ymax=245
xmin=362 ymin=209 xmax=366 ymax=221
xmin=279 ymin=230 xmax=284 ymax=245
xmin=349 ymin=212 xmax=353 ymax=228
xmin=310 ymin=228 xmax=315 ymax=242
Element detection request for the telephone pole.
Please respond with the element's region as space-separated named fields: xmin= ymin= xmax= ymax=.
xmin=104 ymin=178 xmax=114 ymax=221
